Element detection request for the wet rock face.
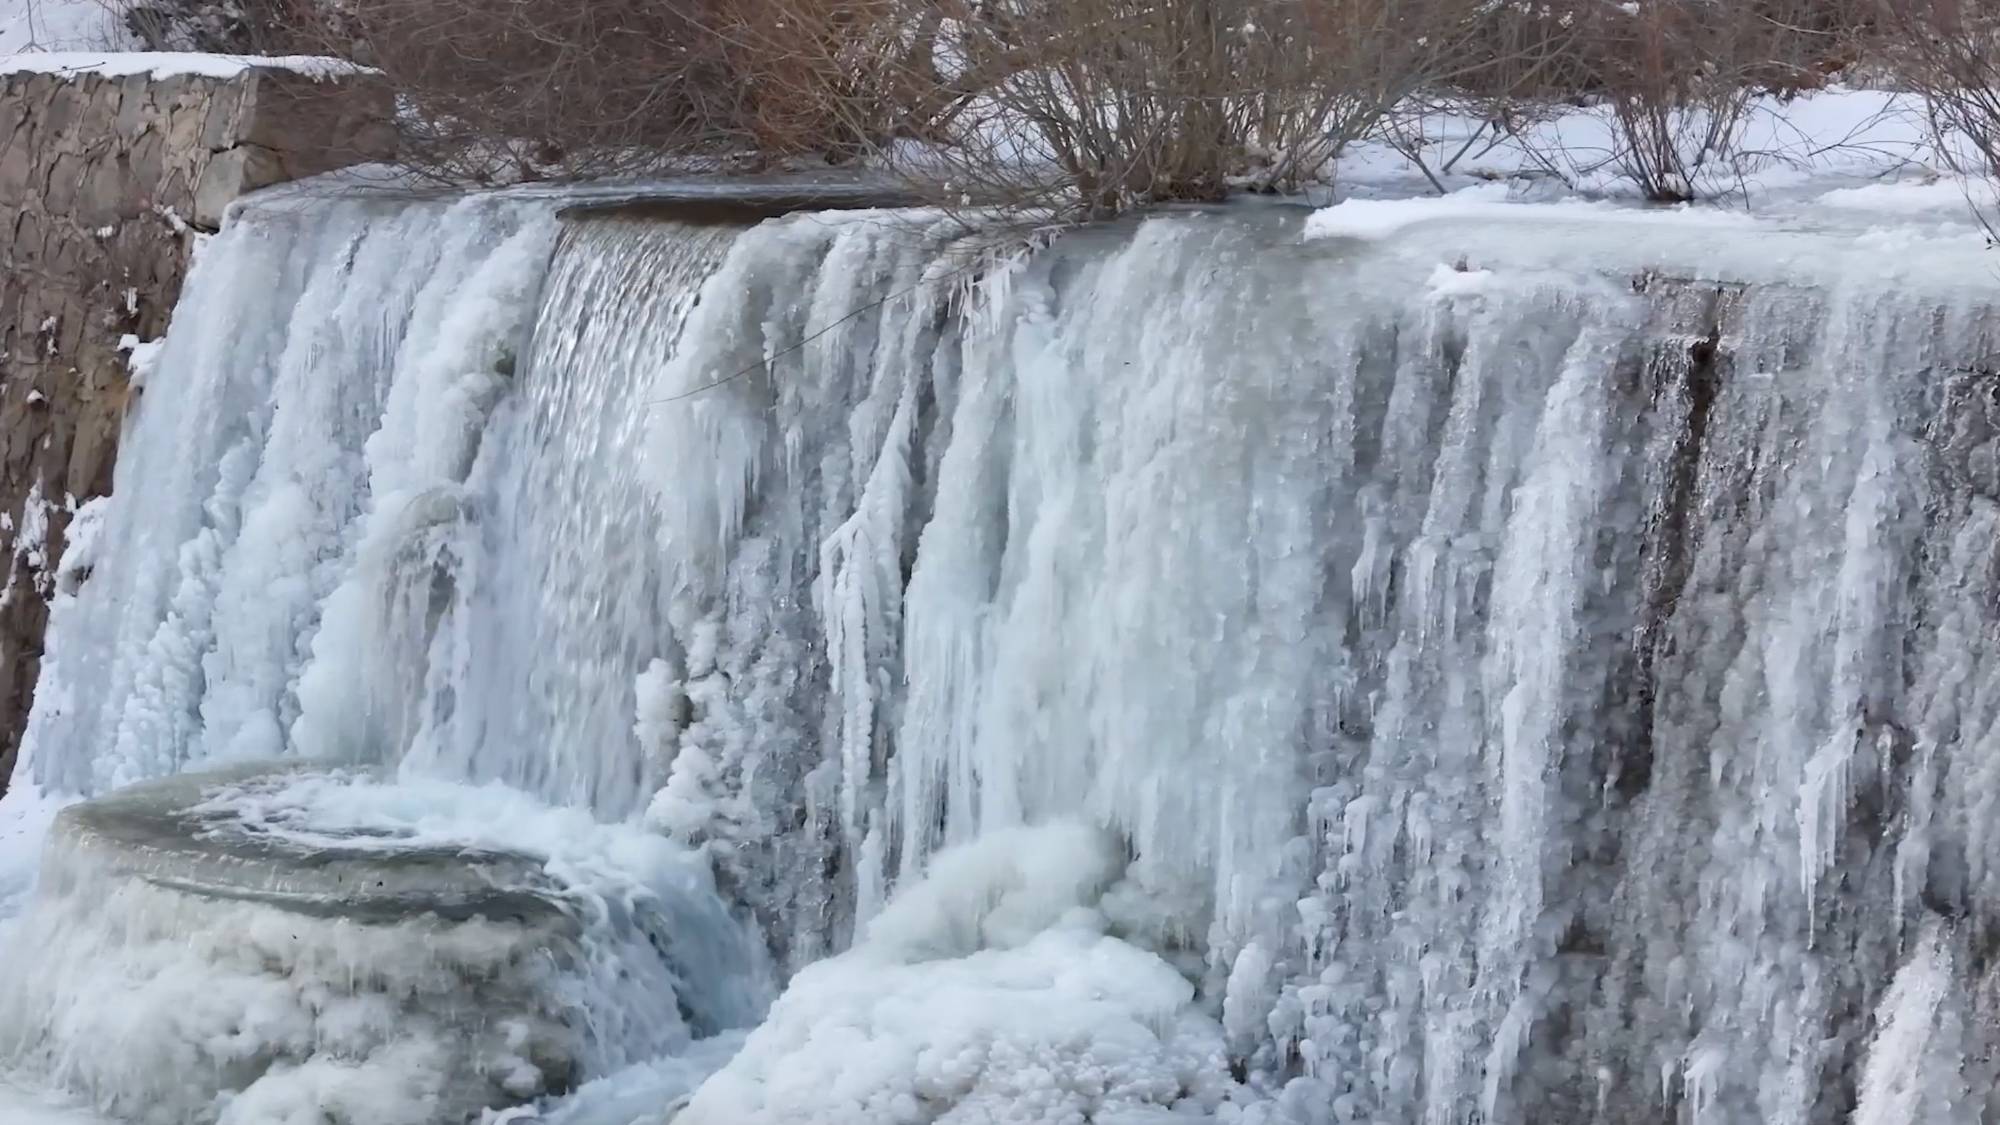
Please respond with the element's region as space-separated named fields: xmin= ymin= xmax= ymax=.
xmin=0 ymin=65 xmax=391 ymax=796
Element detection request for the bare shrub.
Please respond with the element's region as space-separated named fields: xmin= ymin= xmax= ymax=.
xmin=729 ymin=0 xmax=1503 ymax=219
xmin=1475 ymin=0 xmax=1872 ymax=202
xmin=160 ymin=0 xmax=1885 ymax=211
xmin=1876 ymin=0 xmax=2000 ymax=223
xmin=115 ymin=0 xmax=305 ymax=53
xmin=1590 ymin=1 xmax=1767 ymax=201
xmin=702 ymin=0 xmax=952 ymax=163
xmin=226 ymin=0 xmax=893 ymax=184
xmin=359 ymin=0 xmax=756 ymax=182
xmin=241 ymin=0 xmax=1511 ymax=215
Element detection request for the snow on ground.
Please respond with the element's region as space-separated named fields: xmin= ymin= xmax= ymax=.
xmin=0 ymin=50 xmax=366 ymax=78
xmin=1304 ymin=87 xmax=2000 ymax=252
xmin=1817 ymin=175 xmax=2000 ymax=216
xmin=0 ymin=0 xmax=124 ymax=56
xmin=1336 ymin=87 xmax=1944 ymax=199
xmin=1302 ymin=180 xmax=1768 ymax=241
xmin=1326 ymin=87 xmax=1996 ymax=231
xmin=0 ymin=0 xmax=360 ymax=75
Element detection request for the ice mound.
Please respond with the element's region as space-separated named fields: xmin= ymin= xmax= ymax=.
xmin=679 ymin=823 xmax=1241 ymax=1125
xmin=0 ymin=764 xmax=769 ymax=1125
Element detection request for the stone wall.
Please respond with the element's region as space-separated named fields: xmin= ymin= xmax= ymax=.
xmin=0 ymin=60 xmax=392 ymax=794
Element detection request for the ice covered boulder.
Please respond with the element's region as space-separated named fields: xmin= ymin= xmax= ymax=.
xmin=0 ymin=764 xmax=767 ymax=1125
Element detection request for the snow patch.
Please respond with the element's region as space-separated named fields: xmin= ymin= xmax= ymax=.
xmin=53 ymin=494 xmax=107 ymax=595
xmin=117 ymin=335 xmax=164 ymax=390
xmin=1817 ymin=177 xmax=2000 ymax=217
xmin=1305 ymin=183 xmax=1756 ymax=242
xmin=8 ymin=481 xmax=51 ymax=582
xmin=0 ymin=51 xmax=367 ymax=79
xmin=1424 ymin=261 xmax=1500 ymax=297
xmin=0 ymin=0 xmax=125 ymax=56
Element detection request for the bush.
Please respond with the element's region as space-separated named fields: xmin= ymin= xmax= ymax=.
xmin=199 ymin=0 xmax=1509 ymax=212
xmin=1877 ymin=0 xmax=2000 ymax=224
xmin=733 ymin=0 xmax=1501 ymax=217
xmin=162 ymin=0 xmax=1894 ymax=210
xmin=119 ymin=0 xmax=294 ymax=52
xmin=1465 ymin=0 xmax=1874 ymax=202
xmin=324 ymin=0 xmax=825 ymax=182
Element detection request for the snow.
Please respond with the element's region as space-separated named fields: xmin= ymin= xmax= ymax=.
xmin=0 ymin=0 xmax=124 ymax=56
xmin=117 ymin=335 xmax=164 ymax=390
xmin=1326 ymin=87 xmax=1998 ymax=232
xmin=52 ymin=493 xmax=105 ymax=598
xmin=8 ymin=480 xmax=50 ymax=578
xmin=1423 ymin=261 xmax=1500 ymax=297
xmin=0 ymin=50 xmax=365 ymax=79
xmin=1303 ymin=181 xmax=1759 ymax=241
xmin=1817 ymin=176 xmax=2000 ymax=216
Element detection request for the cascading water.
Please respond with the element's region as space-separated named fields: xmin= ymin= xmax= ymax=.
xmin=2 ymin=183 xmax=1999 ymax=1125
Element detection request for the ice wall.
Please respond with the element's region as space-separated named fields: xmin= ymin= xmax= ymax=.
xmin=638 ymin=208 xmax=2000 ymax=1122
xmin=10 ymin=187 xmax=2000 ymax=1123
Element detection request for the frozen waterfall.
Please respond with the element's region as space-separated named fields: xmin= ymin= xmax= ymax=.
xmin=3 ymin=185 xmax=2000 ymax=1124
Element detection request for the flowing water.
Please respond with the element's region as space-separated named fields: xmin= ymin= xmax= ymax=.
xmin=2 ymin=187 xmax=1999 ymax=1124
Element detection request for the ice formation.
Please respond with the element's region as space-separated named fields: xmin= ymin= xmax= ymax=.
xmin=5 ymin=176 xmax=2000 ymax=1123
xmin=680 ymin=824 xmax=1241 ymax=1125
